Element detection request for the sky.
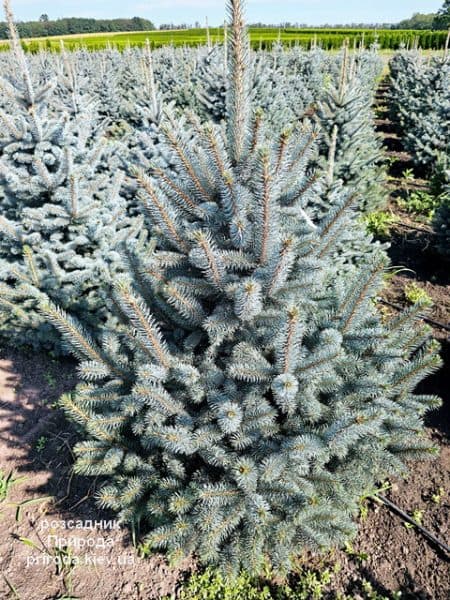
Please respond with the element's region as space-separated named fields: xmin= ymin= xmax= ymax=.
xmin=6 ymin=0 xmax=444 ymax=26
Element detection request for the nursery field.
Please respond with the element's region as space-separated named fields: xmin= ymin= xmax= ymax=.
xmin=0 ymin=26 xmax=448 ymax=52
xmin=0 ymin=0 xmax=449 ymax=598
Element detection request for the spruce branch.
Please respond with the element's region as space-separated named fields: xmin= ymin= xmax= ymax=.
xmin=39 ymin=300 xmax=113 ymax=370
xmin=255 ymin=148 xmax=274 ymax=265
xmin=2 ymin=0 xmax=38 ymax=115
xmin=226 ymin=0 xmax=251 ymax=165
xmin=161 ymin=125 xmax=214 ymax=203
xmin=134 ymin=169 xmax=189 ymax=253
xmin=114 ymin=279 xmax=172 ymax=369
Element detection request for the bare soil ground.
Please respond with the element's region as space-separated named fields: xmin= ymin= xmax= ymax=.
xmin=321 ymin=434 xmax=450 ymax=599
xmin=374 ymin=83 xmax=449 ymax=344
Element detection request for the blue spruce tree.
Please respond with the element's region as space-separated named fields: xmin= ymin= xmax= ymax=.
xmin=389 ymin=50 xmax=450 ymax=172
xmin=314 ymin=43 xmax=387 ymax=213
xmin=0 ymin=1 xmax=144 ymax=350
xmin=433 ymin=164 xmax=450 ymax=256
xmin=35 ymin=0 xmax=441 ymax=578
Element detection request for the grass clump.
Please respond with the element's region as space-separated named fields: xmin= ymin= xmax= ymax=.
xmin=404 ymin=283 xmax=433 ymax=308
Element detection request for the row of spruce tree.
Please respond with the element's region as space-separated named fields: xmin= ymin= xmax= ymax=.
xmin=389 ymin=50 xmax=449 ymax=170
xmin=389 ymin=49 xmax=450 ymax=255
xmin=0 ymin=0 xmax=443 ymax=578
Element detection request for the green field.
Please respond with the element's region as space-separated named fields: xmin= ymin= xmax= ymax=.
xmin=1 ymin=27 xmax=448 ymax=52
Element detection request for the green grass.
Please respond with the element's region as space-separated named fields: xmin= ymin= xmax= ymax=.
xmin=0 ymin=27 xmax=448 ymax=52
xmin=163 ymin=566 xmax=339 ymax=600
xmin=404 ymin=282 xmax=433 ymax=308
xmin=397 ymin=190 xmax=441 ymax=221
xmin=364 ymin=211 xmax=397 ymax=239
xmin=0 ymin=470 xmax=17 ymax=503
xmin=162 ymin=566 xmax=403 ymax=600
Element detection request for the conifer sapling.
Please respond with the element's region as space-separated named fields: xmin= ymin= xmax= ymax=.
xmin=37 ymin=0 xmax=442 ymax=578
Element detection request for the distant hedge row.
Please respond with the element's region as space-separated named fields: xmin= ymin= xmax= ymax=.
xmin=1 ymin=27 xmax=448 ymax=53
xmin=254 ymin=29 xmax=448 ymax=50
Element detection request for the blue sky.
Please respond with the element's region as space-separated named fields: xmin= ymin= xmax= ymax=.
xmin=7 ymin=1 xmax=444 ymax=25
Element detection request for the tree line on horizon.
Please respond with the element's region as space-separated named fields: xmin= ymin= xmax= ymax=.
xmin=0 ymin=16 xmax=155 ymax=39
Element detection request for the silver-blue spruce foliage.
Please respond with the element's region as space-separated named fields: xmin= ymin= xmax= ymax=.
xmin=389 ymin=50 xmax=450 ymax=171
xmin=0 ymin=3 xmax=144 ymax=350
xmin=40 ymin=0 xmax=442 ymax=577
